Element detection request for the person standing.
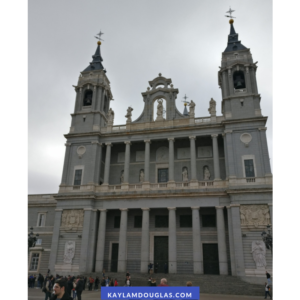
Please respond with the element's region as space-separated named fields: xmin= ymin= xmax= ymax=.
xmin=124 ymin=277 xmax=131 ymax=286
xmin=72 ymin=278 xmax=77 ymax=300
xmin=89 ymin=276 xmax=94 ymax=291
xmin=186 ymin=281 xmax=192 ymax=286
xmin=95 ymin=276 xmax=100 ymax=291
xmin=158 ymin=278 xmax=168 ymax=286
xmin=43 ymin=275 xmax=54 ymax=300
xmin=75 ymin=276 xmax=84 ymax=300
xmin=52 ymin=278 xmax=73 ymax=300
xmin=264 ymin=282 xmax=272 ymax=299
xmin=114 ymin=278 xmax=118 ymax=286
xmin=67 ymin=276 xmax=73 ymax=296
xmin=154 ymin=263 xmax=159 ymax=273
xmin=266 ymin=271 xmax=272 ymax=285
xmin=83 ymin=276 xmax=87 ymax=290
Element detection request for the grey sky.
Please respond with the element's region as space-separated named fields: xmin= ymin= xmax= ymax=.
xmin=28 ymin=0 xmax=272 ymax=194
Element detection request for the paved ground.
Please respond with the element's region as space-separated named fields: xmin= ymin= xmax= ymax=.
xmin=28 ymin=288 xmax=265 ymax=300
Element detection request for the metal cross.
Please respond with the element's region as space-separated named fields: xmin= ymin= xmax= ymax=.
xmin=95 ymin=30 xmax=104 ymax=41
xmin=225 ymin=7 xmax=236 ymax=18
xmin=182 ymin=94 xmax=190 ymax=105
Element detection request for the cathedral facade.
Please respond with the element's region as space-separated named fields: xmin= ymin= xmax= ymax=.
xmin=28 ymin=20 xmax=272 ymax=284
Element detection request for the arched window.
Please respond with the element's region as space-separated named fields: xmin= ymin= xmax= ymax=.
xmin=83 ymin=90 xmax=93 ymax=106
xmin=233 ymin=70 xmax=246 ymax=89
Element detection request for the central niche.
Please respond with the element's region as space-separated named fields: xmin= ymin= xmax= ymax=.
xmin=153 ymin=98 xmax=166 ymax=121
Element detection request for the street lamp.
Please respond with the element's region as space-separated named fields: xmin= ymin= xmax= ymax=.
xmin=261 ymin=224 xmax=272 ymax=254
xmin=28 ymin=227 xmax=39 ymax=249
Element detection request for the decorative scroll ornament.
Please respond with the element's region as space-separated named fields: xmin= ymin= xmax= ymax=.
xmin=64 ymin=241 xmax=75 ymax=264
xmin=251 ymin=241 xmax=266 ymax=269
xmin=77 ymin=146 xmax=86 ymax=159
xmin=61 ymin=210 xmax=84 ymax=231
xmin=240 ymin=133 xmax=252 ymax=147
xmin=240 ymin=205 xmax=271 ymax=228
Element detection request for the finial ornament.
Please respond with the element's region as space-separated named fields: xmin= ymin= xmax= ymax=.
xmin=225 ymin=7 xmax=236 ymax=19
xmin=95 ymin=30 xmax=104 ymax=42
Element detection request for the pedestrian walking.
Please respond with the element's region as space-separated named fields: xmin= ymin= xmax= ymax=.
xmin=43 ymin=275 xmax=54 ymax=300
xmin=264 ymin=282 xmax=272 ymax=299
xmin=75 ymin=276 xmax=84 ymax=300
xmin=72 ymin=278 xmax=77 ymax=300
xmin=83 ymin=276 xmax=87 ymax=290
xmin=124 ymin=278 xmax=131 ymax=286
xmin=67 ymin=276 xmax=73 ymax=296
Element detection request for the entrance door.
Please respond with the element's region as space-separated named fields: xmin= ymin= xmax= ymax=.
xmin=111 ymin=243 xmax=119 ymax=272
xmin=158 ymin=169 xmax=168 ymax=183
xmin=203 ymin=244 xmax=220 ymax=274
xmin=154 ymin=236 xmax=168 ymax=273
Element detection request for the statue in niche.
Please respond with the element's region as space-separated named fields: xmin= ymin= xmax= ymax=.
xmin=156 ymin=99 xmax=164 ymax=121
xmin=106 ymin=108 xmax=115 ymax=125
xmin=120 ymin=170 xmax=124 ymax=183
xmin=125 ymin=107 xmax=133 ymax=123
xmin=64 ymin=241 xmax=75 ymax=264
xmin=251 ymin=241 xmax=266 ymax=269
xmin=203 ymin=166 xmax=211 ymax=180
xmin=182 ymin=167 xmax=188 ymax=182
xmin=188 ymin=100 xmax=196 ymax=117
xmin=208 ymin=98 xmax=216 ymax=116
xmin=139 ymin=170 xmax=144 ymax=183
xmin=83 ymin=91 xmax=92 ymax=106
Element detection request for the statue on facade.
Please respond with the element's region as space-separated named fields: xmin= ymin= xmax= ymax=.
xmin=139 ymin=170 xmax=144 ymax=183
xmin=208 ymin=98 xmax=216 ymax=116
xmin=188 ymin=100 xmax=196 ymax=117
xmin=203 ymin=166 xmax=211 ymax=180
xmin=106 ymin=108 xmax=115 ymax=125
xmin=156 ymin=99 xmax=164 ymax=121
xmin=182 ymin=167 xmax=188 ymax=182
xmin=251 ymin=241 xmax=267 ymax=268
xmin=64 ymin=241 xmax=75 ymax=264
xmin=125 ymin=107 xmax=133 ymax=123
xmin=120 ymin=170 xmax=124 ymax=183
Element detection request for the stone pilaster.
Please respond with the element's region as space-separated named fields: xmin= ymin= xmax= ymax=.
xmin=168 ymin=138 xmax=175 ymax=187
xmin=168 ymin=207 xmax=177 ymax=273
xmin=223 ymin=130 xmax=236 ymax=178
xmin=95 ymin=209 xmax=107 ymax=272
xmin=222 ymin=133 xmax=229 ymax=180
xmin=258 ymin=127 xmax=272 ymax=177
xmin=211 ymin=134 xmax=221 ymax=180
xmin=140 ymin=208 xmax=150 ymax=273
xmin=122 ymin=141 xmax=131 ymax=189
xmin=226 ymin=206 xmax=236 ymax=276
xmin=228 ymin=68 xmax=234 ymax=95
xmin=216 ymin=206 xmax=228 ymax=275
xmin=91 ymin=141 xmax=102 ymax=184
xmin=61 ymin=143 xmax=71 ymax=185
xmin=143 ymin=140 xmax=151 ymax=189
xmin=102 ymin=143 xmax=112 ymax=188
xmin=191 ymin=207 xmax=203 ymax=274
xmin=189 ymin=136 xmax=197 ymax=186
xmin=118 ymin=209 xmax=128 ymax=272
xmin=268 ymin=203 xmax=273 ymax=224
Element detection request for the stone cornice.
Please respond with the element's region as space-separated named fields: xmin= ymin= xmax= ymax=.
xmin=221 ymin=116 xmax=268 ymax=125
xmin=222 ymin=93 xmax=261 ymax=101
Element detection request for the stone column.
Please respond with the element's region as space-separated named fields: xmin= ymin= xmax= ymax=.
xmin=244 ymin=66 xmax=252 ymax=93
xmin=140 ymin=208 xmax=150 ymax=273
xmin=268 ymin=203 xmax=273 ymax=224
xmin=102 ymin=143 xmax=112 ymax=188
xmin=91 ymin=85 xmax=97 ymax=110
xmin=224 ymin=130 xmax=236 ymax=179
xmin=215 ymin=206 xmax=228 ymax=275
xmin=48 ymin=209 xmax=63 ymax=273
xmin=61 ymin=143 xmax=71 ymax=185
xmin=91 ymin=141 xmax=102 ymax=185
xmin=191 ymin=207 xmax=203 ymax=274
xmin=96 ymin=143 xmax=103 ymax=184
xmin=74 ymin=88 xmax=83 ymax=112
xmin=95 ymin=209 xmax=107 ymax=272
xmin=87 ymin=209 xmax=98 ymax=272
xmin=228 ymin=68 xmax=234 ymax=95
xmin=79 ymin=208 xmax=93 ymax=273
xmin=211 ymin=134 xmax=221 ymax=180
xmin=168 ymin=207 xmax=177 ymax=273
xmin=143 ymin=140 xmax=151 ymax=188
xmin=118 ymin=208 xmax=128 ymax=272
xmin=222 ymin=134 xmax=229 ymax=179
xmin=168 ymin=138 xmax=175 ymax=187
xmin=230 ymin=204 xmax=245 ymax=276
xmin=258 ymin=127 xmax=272 ymax=176
xmin=226 ymin=206 xmax=236 ymax=276
xmin=189 ymin=136 xmax=197 ymax=186
xmin=122 ymin=141 xmax=131 ymax=189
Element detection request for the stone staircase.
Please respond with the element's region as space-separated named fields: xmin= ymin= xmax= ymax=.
xmin=83 ymin=272 xmax=264 ymax=296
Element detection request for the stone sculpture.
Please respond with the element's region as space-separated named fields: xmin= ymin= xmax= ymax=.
xmin=125 ymin=107 xmax=133 ymax=123
xmin=182 ymin=168 xmax=188 ymax=182
xmin=251 ymin=241 xmax=266 ymax=268
xmin=64 ymin=241 xmax=75 ymax=264
xmin=106 ymin=108 xmax=115 ymax=125
xmin=240 ymin=205 xmax=271 ymax=227
xmin=203 ymin=166 xmax=211 ymax=180
xmin=120 ymin=170 xmax=124 ymax=183
xmin=156 ymin=99 xmax=164 ymax=121
xmin=139 ymin=170 xmax=144 ymax=183
xmin=208 ymin=98 xmax=216 ymax=116
xmin=188 ymin=100 xmax=196 ymax=117
xmin=61 ymin=210 xmax=84 ymax=231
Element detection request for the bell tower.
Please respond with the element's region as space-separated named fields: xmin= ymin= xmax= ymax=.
xmin=218 ymin=19 xmax=262 ymax=120
xmin=69 ymin=39 xmax=113 ymax=134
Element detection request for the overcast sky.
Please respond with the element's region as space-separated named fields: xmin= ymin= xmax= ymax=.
xmin=28 ymin=0 xmax=272 ymax=194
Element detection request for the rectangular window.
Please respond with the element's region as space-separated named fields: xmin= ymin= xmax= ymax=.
xmin=30 ymin=253 xmax=40 ymax=270
xmin=202 ymin=215 xmax=216 ymax=227
xmin=114 ymin=216 xmax=120 ymax=228
xmin=74 ymin=169 xmax=83 ymax=185
xmin=36 ymin=239 xmax=42 ymax=246
xmin=180 ymin=215 xmax=192 ymax=228
xmin=37 ymin=214 xmax=46 ymax=227
xmin=155 ymin=215 xmax=168 ymax=228
xmin=134 ymin=216 xmax=142 ymax=228
xmin=244 ymin=159 xmax=255 ymax=177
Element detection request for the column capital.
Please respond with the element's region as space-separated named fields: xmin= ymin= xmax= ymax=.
xmin=120 ymin=208 xmax=128 ymax=211
xmin=189 ymin=136 xmax=196 ymax=140
xmin=258 ymin=127 xmax=267 ymax=131
xmin=105 ymin=142 xmax=113 ymax=147
xmin=168 ymin=138 xmax=175 ymax=142
xmin=191 ymin=206 xmax=200 ymax=210
xmin=65 ymin=143 xmax=71 ymax=147
xmin=211 ymin=134 xmax=218 ymax=138
xmin=91 ymin=141 xmax=102 ymax=146
xmin=141 ymin=208 xmax=150 ymax=211
xmin=215 ymin=206 xmax=224 ymax=209
xmin=224 ymin=130 xmax=233 ymax=134
xmin=124 ymin=141 xmax=131 ymax=145
xmin=225 ymin=206 xmax=231 ymax=210
xmin=99 ymin=209 xmax=107 ymax=212
xmin=167 ymin=207 xmax=176 ymax=211
xmin=144 ymin=139 xmax=151 ymax=144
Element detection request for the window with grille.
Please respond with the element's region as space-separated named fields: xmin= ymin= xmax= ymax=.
xmin=134 ymin=216 xmax=142 ymax=228
xmin=74 ymin=169 xmax=82 ymax=185
xmin=37 ymin=214 xmax=45 ymax=227
xmin=155 ymin=215 xmax=168 ymax=228
xmin=114 ymin=216 xmax=120 ymax=228
xmin=30 ymin=253 xmax=40 ymax=270
xmin=244 ymin=159 xmax=255 ymax=177
xmin=202 ymin=215 xmax=216 ymax=227
xmin=180 ymin=215 xmax=192 ymax=227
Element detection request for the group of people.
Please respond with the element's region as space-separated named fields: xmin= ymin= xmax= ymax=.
xmin=147 ymin=262 xmax=168 ymax=274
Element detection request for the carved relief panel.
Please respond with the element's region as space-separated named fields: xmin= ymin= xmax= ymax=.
xmin=240 ymin=205 xmax=271 ymax=228
xmin=64 ymin=241 xmax=75 ymax=264
xmin=61 ymin=209 xmax=84 ymax=231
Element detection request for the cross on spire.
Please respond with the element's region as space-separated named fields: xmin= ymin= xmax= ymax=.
xmin=95 ymin=30 xmax=104 ymax=41
xmin=182 ymin=94 xmax=190 ymax=106
xmin=225 ymin=7 xmax=236 ymax=18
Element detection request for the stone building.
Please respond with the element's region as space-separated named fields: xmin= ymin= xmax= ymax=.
xmin=28 ymin=20 xmax=272 ymax=284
